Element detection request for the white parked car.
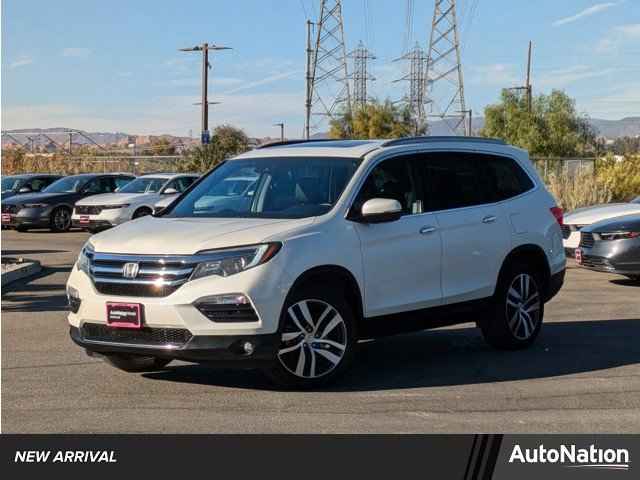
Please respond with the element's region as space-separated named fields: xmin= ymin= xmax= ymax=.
xmin=67 ymin=138 xmax=566 ymax=388
xmin=72 ymin=173 xmax=199 ymax=232
xmin=562 ymin=199 xmax=640 ymax=251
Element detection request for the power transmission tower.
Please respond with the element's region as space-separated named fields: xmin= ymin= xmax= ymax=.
xmin=394 ymin=42 xmax=428 ymax=135
xmin=425 ymin=0 xmax=468 ymax=135
xmin=179 ymin=43 xmax=231 ymax=144
xmin=347 ymin=41 xmax=375 ymax=110
xmin=306 ymin=0 xmax=351 ymax=135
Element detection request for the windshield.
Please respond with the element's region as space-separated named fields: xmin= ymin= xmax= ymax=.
xmin=167 ymin=157 xmax=359 ymax=219
xmin=43 ymin=176 xmax=87 ymax=193
xmin=1 ymin=177 xmax=26 ymax=192
xmin=118 ymin=177 xmax=165 ymax=194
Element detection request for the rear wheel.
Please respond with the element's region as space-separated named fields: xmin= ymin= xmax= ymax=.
xmin=626 ymin=275 xmax=640 ymax=283
xmin=264 ymin=285 xmax=357 ymax=389
xmin=102 ymin=354 xmax=171 ymax=372
xmin=50 ymin=206 xmax=72 ymax=232
xmin=480 ymin=262 xmax=544 ymax=350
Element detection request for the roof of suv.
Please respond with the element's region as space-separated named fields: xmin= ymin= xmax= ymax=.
xmin=138 ymin=173 xmax=199 ymax=179
xmin=236 ymin=136 xmax=513 ymax=160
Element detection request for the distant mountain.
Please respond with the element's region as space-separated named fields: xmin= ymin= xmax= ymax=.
xmin=589 ymin=117 xmax=640 ymax=139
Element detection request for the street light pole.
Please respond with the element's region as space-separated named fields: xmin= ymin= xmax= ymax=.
xmin=273 ymin=123 xmax=285 ymax=142
xmin=179 ymin=43 xmax=232 ymax=144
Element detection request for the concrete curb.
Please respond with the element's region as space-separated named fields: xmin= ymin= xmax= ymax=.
xmin=1 ymin=260 xmax=42 ymax=287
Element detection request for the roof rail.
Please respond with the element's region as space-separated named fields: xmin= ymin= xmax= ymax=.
xmin=381 ymin=136 xmax=506 ymax=148
xmin=256 ymin=138 xmax=338 ymax=149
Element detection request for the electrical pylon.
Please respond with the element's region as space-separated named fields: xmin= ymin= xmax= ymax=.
xmin=306 ymin=0 xmax=352 ymax=135
xmin=347 ymin=41 xmax=376 ymax=110
xmin=424 ymin=0 xmax=468 ymax=135
xmin=394 ymin=42 xmax=428 ymax=135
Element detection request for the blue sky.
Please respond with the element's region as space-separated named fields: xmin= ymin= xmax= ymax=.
xmin=2 ymin=0 xmax=639 ymax=137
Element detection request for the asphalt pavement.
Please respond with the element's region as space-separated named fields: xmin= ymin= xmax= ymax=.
xmin=2 ymin=228 xmax=639 ymax=433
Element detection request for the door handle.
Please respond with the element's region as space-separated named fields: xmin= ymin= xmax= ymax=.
xmin=482 ymin=215 xmax=497 ymax=224
xmin=419 ymin=226 xmax=437 ymax=235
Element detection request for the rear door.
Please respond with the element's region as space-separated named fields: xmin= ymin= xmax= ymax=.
xmin=352 ymin=154 xmax=443 ymax=317
xmin=417 ymin=151 xmax=510 ymax=304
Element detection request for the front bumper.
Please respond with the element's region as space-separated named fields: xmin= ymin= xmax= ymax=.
xmin=71 ymin=219 xmax=114 ymax=230
xmin=72 ymin=208 xmax=130 ymax=229
xmin=577 ymin=239 xmax=640 ymax=276
xmin=70 ymin=325 xmax=279 ymax=365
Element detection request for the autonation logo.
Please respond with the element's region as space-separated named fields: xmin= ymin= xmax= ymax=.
xmin=509 ymin=444 xmax=630 ymax=471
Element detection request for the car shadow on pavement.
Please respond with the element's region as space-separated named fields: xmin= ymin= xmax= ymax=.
xmin=143 ymin=318 xmax=640 ymax=392
xmin=1 ymin=249 xmax=69 ymax=255
xmin=1 ymin=266 xmax=71 ymax=313
xmin=610 ymin=279 xmax=640 ymax=287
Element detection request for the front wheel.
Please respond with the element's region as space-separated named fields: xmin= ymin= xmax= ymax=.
xmin=480 ymin=263 xmax=544 ymax=350
xmin=264 ymin=286 xmax=357 ymax=389
xmin=102 ymin=354 xmax=171 ymax=372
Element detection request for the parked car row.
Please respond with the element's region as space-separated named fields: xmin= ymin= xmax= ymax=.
xmin=562 ymin=196 xmax=640 ymax=281
xmin=1 ymin=172 xmax=199 ymax=233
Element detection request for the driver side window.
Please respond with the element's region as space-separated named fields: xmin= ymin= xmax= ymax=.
xmin=354 ymin=156 xmax=420 ymax=215
xmin=84 ymin=177 xmax=113 ymax=194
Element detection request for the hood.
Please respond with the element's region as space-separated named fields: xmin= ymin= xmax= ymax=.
xmin=1 ymin=192 xmax=71 ymax=205
xmin=89 ymin=215 xmax=316 ymax=254
xmin=153 ymin=195 xmax=177 ymax=208
xmin=584 ymin=213 xmax=640 ymax=233
xmin=564 ymin=203 xmax=640 ymax=225
xmin=77 ymin=192 xmax=149 ymax=206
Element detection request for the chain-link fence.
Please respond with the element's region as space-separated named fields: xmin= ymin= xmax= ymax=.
xmin=531 ymin=157 xmax=596 ymax=180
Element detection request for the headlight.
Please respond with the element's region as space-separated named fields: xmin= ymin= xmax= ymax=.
xmin=77 ymin=241 xmax=94 ymax=275
xmin=599 ymin=231 xmax=640 ymax=241
xmin=101 ymin=204 xmax=130 ymax=210
xmin=23 ymin=203 xmax=47 ymax=208
xmin=190 ymin=243 xmax=282 ymax=280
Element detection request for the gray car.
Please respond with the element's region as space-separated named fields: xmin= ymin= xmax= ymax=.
xmin=576 ymin=213 xmax=640 ymax=281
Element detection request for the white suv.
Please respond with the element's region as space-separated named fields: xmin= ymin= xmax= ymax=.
xmin=67 ymin=137 xmax=566 ymax=388
xmin=72 ymin=173 xmax=199 ymax=232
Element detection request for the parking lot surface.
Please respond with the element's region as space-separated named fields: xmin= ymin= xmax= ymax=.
xmin=2 ymin=228 xmax=639 ymax=433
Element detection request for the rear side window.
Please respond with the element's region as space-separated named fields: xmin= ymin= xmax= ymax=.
xmin=115 ymin=176 xmax=134 ymax=190
xmin=482 ymin=154 xmax=534 ymax=201
xmin=414 ymin=152 xmax=493 ymax=211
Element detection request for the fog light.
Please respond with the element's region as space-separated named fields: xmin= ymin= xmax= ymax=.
xmin=67 ymin=286 xmax=81 ymax=314
xmin=243 ymin=341 xmax=255 ymax=355
xmin=194 ymin=294 xmax=259 ymax=323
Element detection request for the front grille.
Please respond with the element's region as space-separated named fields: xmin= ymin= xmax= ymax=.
xmin=196 ymin=303 xmax=259 ymax=323
xmin=75 ymin=205 xmax=102 ymax=215
xmin=88 ymin=251 xmax=198 ymax=298
xmin=561 ymin=225 xmax=571 ymax=239
xmin=580 ymin=255 xmax=610 ymax=269
xmin=81 ymin=323 xmax=192 ymax=346
xmin=579 ymin=232 xmax=595 ymax=248
xmin=1 ymin=204 xmax=19 ymax=214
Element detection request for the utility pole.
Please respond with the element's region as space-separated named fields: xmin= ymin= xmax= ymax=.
xmin=394 ymin=42 xmax=428 ymax=135
xmin=273 ymin=123 xmax=285 ymax=142
xmin=348 ymin=41 xmax=376 ymax=110
xmin=68 ymin=132 xmax=73 ymax=154
xmin=508 ymin=41 xmax=533 ymax=113
xmin=179 ymin=43 xmax=231 ymax=144
xmin=424 ymin=0 xmax=467 ymax=135
xmin=305 ymin=20 xmax=314 ymax=139
xmin=308 ymin=0 xmax=351 ymax=134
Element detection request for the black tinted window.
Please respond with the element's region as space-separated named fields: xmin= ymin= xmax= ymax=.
xmin=355 ymin=156 xmax=420 ymax=215
xmin=84 ymin=177 xmax=115 ymax=194
xmin=483 ymin=154 xmax=534 ymax=201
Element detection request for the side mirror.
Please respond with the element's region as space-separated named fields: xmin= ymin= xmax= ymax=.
xmin=358 ymin=198 xmax=403 ymax=223
xmin=18 ymin=186 xmax=32 ymax=193
xmin=163 ymin=188 xmax=178 ymax=195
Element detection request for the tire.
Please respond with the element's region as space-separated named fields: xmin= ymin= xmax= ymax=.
xmin=626 ymin=275 xmax=640 ymax=283
xmin=132 ymin=207 xmax=152 ymax=219
xmin=102 ymin=354 xmax=172 ymax=372
xmin=16 ymin=226 xmax=29 ymax=232
xmin=50 ymin=206 xmax=72 ymax=232
xmin=264 ymin=284 xmax=357 ymax=389
xmin=479 ymin=261 xmax=544 ymax=350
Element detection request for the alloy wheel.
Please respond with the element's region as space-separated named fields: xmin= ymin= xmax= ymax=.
xmin=54 ymin=209 xmax=71 ymax=231
xmin=505 ymin=273 xmax=541 ymax=340
xmin=277 ymin=299 xmax=347 ymax=379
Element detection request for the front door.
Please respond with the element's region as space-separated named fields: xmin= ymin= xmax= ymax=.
xmin=352 ymin=154 xmax=443 ymax=317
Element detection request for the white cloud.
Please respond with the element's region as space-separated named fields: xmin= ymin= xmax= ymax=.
xmin=578 ymin=83 xmax=640 ymax=119
xmin=596 ymin=23 xmax=640 ymax=53
xmin=468 ymin=64 xmax=520 ymax=87
xmin=9 ymin=56 xmax=33 ymax=69
xmin=62 ymin=48 xmax=92 ymax=58
xmin=553 ymin=2 xmax=618 ymax=26
xmin=537 ymin=65 xmax=615 ymax=88
xmin=221 ymin=69 xmax=301 ymax=94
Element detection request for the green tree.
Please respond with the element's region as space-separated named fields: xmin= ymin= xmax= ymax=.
xmin=177 ymin=124 xmax=250 ymax=173
xmin=481 ymin=89 xmax=596 ymax=157
xmin=329 ymin=99 xmax=422 ymax=139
